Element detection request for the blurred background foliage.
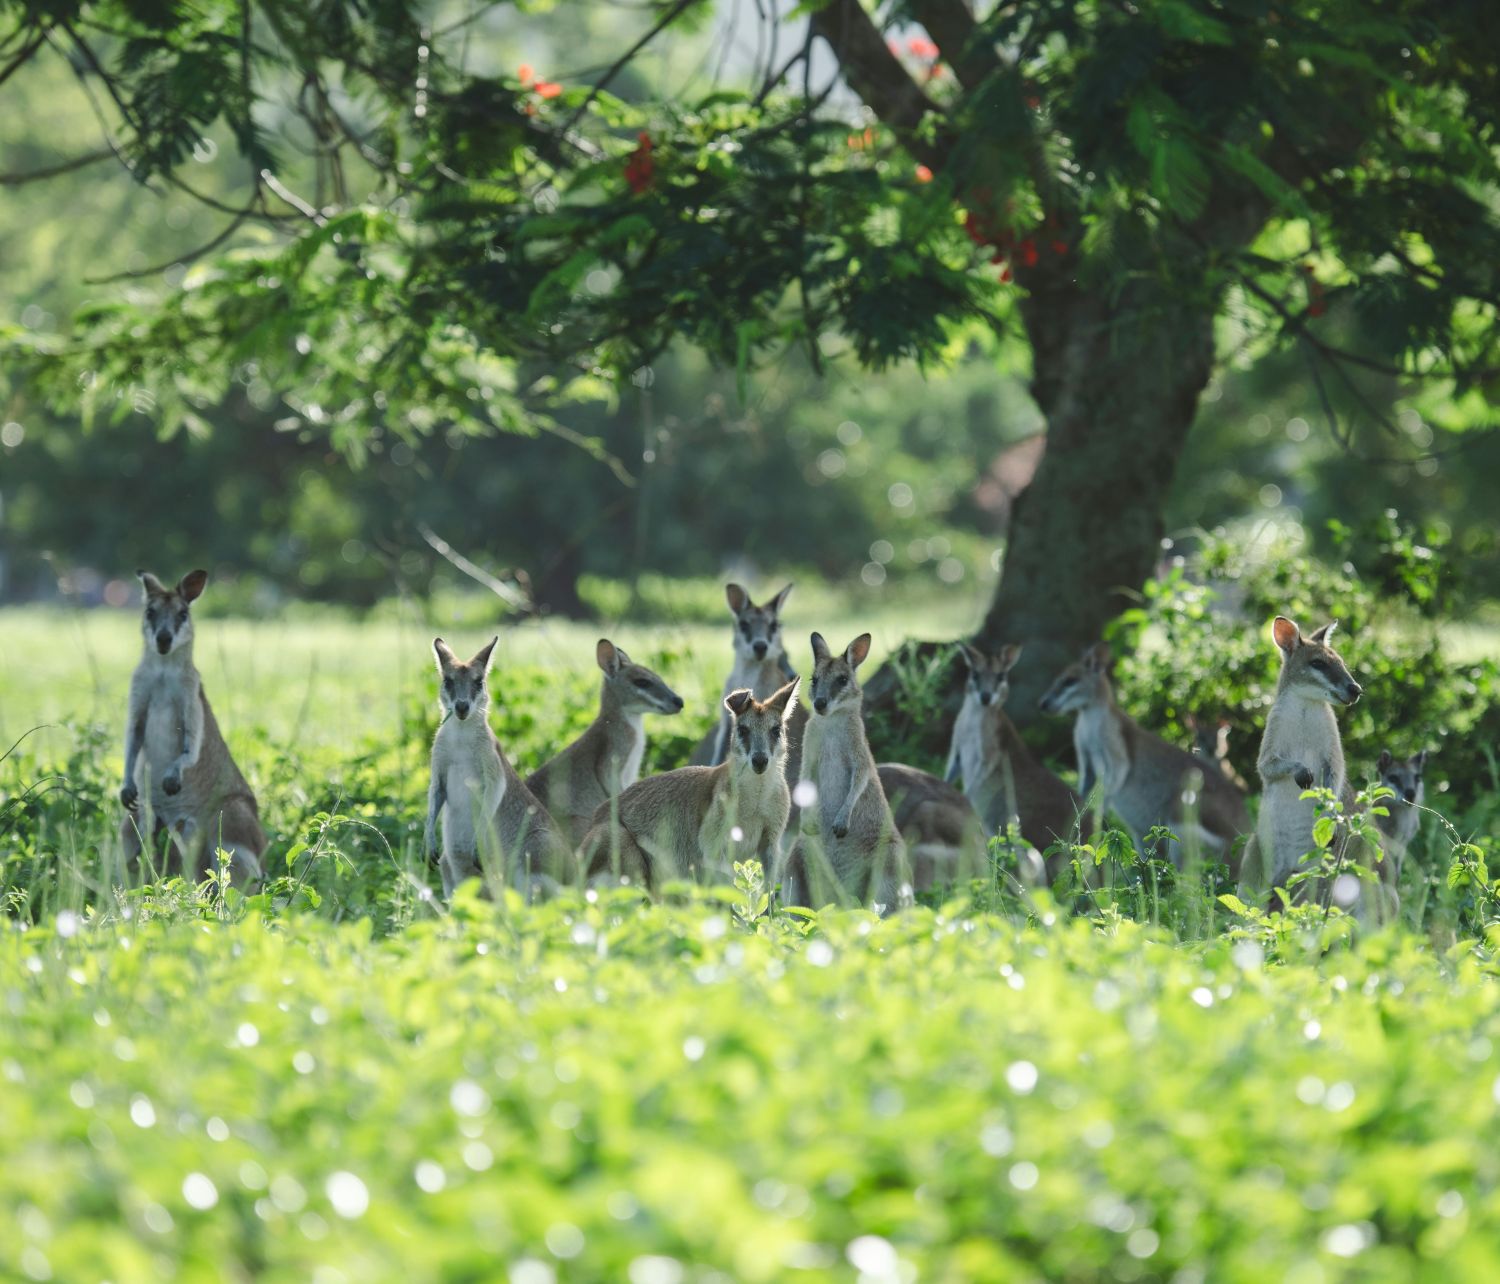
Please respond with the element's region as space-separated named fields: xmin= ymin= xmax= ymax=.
xmin=1 ymin=1 xmax=1497 ymax=619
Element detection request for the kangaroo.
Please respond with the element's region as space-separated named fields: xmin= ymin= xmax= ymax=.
xmin=1236 ymin=617 xmax=1363 ymax=903
xmin=119 ymin=569 xmax=266 ymax=884
xmin=1038 ymin=642 xmax=1251 ymax=867
xmin=1373 ymin=748 xmax=1427 ymax=881
xmin=426 ymin=637 xmax=570 ymax=898
xmin=690 ymin=583 xmax=802 ymax=768
xmin=581 ymin=679 xmax=799 ymax=888
xmin=526 ymin=639 xmax=684 ymax=845
xmin=947 ymin=643 xmax=1082 ymax=878
xmin=787 ymin=632 xmax=909 ymax=912
xmin=875 ymin=763 xmax=999 ymax=891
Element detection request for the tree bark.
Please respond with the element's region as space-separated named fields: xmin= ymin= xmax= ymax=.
xmin=977 ymin=277 xmax=1217 ymax=721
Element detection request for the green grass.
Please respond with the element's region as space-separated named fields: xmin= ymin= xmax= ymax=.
xmin=3 ymin=599 xmax=1500 ymax=1281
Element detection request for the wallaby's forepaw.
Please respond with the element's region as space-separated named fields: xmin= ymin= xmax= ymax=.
xmin=1293 ymin=766 xmax=1314 ymax=790
xmin=162 ymin=769 xmax=183 ymax=796
xmin=832 ymin=821 xmax=849 ymax=840
xmin=119 ymin=782 xmax=139 ymax=810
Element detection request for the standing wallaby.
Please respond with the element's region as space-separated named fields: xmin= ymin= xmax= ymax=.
xmin=1373 ymin=748 xmax=1427 ymax=881
xmin=875 ymin=763 xmax=999 ymax=891
xmin=119 ymin=570 xmax=266 ymax=884
xmin=526 ymin=639 xmax=684 ymax=845
xmin=1039 ymin=642 xmax=1251 ymax=866
xmin=581 ymin=679 xmax=799 ymax=888
xmin=788 ymin=632 xmax=909 ymax=912
xmin=690 ymin=583 xmax=802 ymax=768
xmin=426 ymin=637 xmax=570 ymax=898
xmin=1236 ymin=617 xmax=1363 ymax=902
xmin=948 ymin=643 xmax=1082 ymax=877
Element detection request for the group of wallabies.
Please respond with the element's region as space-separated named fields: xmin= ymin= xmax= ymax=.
xmin=119 ymin=571 xmax=1430 ymax=920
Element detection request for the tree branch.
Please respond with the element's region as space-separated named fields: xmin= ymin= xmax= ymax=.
xmin=0 ymin=148 xmax=113 ymax=186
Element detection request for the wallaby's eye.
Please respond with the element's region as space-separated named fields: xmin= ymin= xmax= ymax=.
xmin=443 ymin=677 xmax=454 ymax=691
xmin=632 ymin=678 xmax=652 ymax=689
xmin=836 ymin=675 xmax=848 ymax=688
xmin=740 ymin=622 xmax=751 ymax=636
xmin=1310 ymin=658 xmax=1330 ymax=673
xmin=769 ymin=725 xmax=780 ymax=740
xmin=738 ymin=726 xmax=751 ymax=743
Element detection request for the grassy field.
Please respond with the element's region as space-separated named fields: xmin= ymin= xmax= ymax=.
xmin=3 ymin=597 xmax=1499 ymax=1281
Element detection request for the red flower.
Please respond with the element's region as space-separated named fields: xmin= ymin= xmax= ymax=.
xmin=915 ymin=164 xmax=934 ymax=183
xmin=1050 ymin=239 xmax=1069 ymax=256
xmin=518 ymin=63 xmax=534 ymax=85
xmin=625 ymin=132 xmax=655 ymax=194
xmin=998 ymin=265 xmax=1013 ymax=283
xmin=906 ymin=35 xmax=940 ymax=60
xmin=1018 ymin=238 xmax=1039 ymax=267
xmin=535 ymin=80 xmax=562 ymax=99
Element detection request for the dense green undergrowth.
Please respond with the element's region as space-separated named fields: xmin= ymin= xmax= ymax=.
xmin=7 ymin=894 xmax=1500 ymax=1282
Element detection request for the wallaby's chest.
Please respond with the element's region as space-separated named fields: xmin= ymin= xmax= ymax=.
xmin=137 ymin=668 xmax=197 ymax=766
xmin=1264 ymin=698 xmax=1342 ymax=780
xmin=437 ymin=728 xmax=505 ymax=845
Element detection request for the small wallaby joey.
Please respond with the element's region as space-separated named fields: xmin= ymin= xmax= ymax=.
xmin=1237 ymin=616 xmax=1363 ymax=901
xmin=948 ymin=643 xmax=1082 ymax=878
xmin=120 ymin=569 xmax=267 ymax=884
xmin=427 ymin=637 xmax=569 ymax=898
xmin=690 ymin=582 xmax=801 ymax=768
xmin=526 ymin=639 xmax=684 ymax=845
xmin=581 ymin=679 xmax=799 ymax=888
xmin=1373 ymin=748 xmax=1427 ymax=880
xmin=789 ymin=632 xmax=909 ymax=912
xmin=1038 ymin=641 xmax=1250 ymax=865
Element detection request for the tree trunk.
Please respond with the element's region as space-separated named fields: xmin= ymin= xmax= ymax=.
xmin=977 ymin=277 xmax=1217 ymax=721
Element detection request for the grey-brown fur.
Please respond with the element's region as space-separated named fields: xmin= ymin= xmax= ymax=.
xmin=787 ymin=632 xmax=909 ymax=912
xmin=876 ymin=763 xmax=997 ymax=890
xmin=690 ymin=583 xmax=805 ymax=776
xmin=526 ymin=639 xmax=683 ymax=844
xmin=948 ymin=643 xmax=1082 ymax=880
xmin=1237 ymin=617 xmax=1363 ymax=903
xmin=1039 ymin=641 xmax=1251 ymax=868
xmin=1373 ymin=748 xmax=1427 ymax=883
xmin=427 ymin=637 xmax=570 ymax=897
xmin=581 ymin=679 xmax=799 ymax=888
xmin=119 ymin=569 xmax=266 ymax=884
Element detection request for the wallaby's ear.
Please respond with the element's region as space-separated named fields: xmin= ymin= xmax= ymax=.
xmin=769 ymin=582 xmax=794 ymax=615
xmin=767 ymin=676 xmax=800 ymax=719
xmin=995 ymin=643 xmax=1023 ymax=675
xmin=1271 ymin=616 xmax=1302 ymax=656
xmin=596 ymin=638 xmax=622 ymax=675
xmin=472 ymin=636 xmax=499 ymax=672
xmin=177 ymin=569 xmax=208 ymax=602
xmin=137 ymin=570 xmax=168 ymax=597
xmin=958 ymin=643 xmax=983 ymax=672
xmin=1412 ymin=749 xmax=1429 ymax=773
xmin=725 ymin=583 xmax=749 ymax=614
xmin=724 ymin=688 xmax=755 ymax=718
xmin=1378 ymin=749 xmax=1393 ymax=772
xmin=1309 ymin=620 xmax=1338 ymax=645
xmin=433 ymin=638 xmax=457 ymax=671
xmin=845 ymin=633 xmax=872 ymax=669
xmin=1084 ymin=641 xmax=1112 ymax=673
xmin=810 ymin=631 xmax=831 ymax=664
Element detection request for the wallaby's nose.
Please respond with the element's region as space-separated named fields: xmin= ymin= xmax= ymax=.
xmin=155 ymin=631 xmax=172 ymax=654
xmin=753 ymin=641 xmax=768 ymax=658
xmin=751 ymin=753 xmax=769 ymax=773
xmin=980 ymin=692 xmax=993 ymax=706
xmin=672 ymin=696 xmax=685 ymax=711
xmin=813 ymin=697 xmax=828 ymax=714
xmin=1346 ymin=682 xmax=1363 ymax=704
xmin=1404 ymin=789 xmax=1416 ymax=803
xmin=455 ymin=700 xmax=471 ymax=720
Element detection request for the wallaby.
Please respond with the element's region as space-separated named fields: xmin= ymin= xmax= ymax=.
xmin=875 ymin=763 xmax=1000 ymax=891
xmin=787 ymin=632 xmax=909 ymax=912
xmin=526 ymin=639 xmax=684 ymax=845
xmin=1236 ymin=617 xmax=1363 ymax=903
xmin=1186 ymin=713 xmax=1251 ymax=793
xmin=1373 ymin=748 xmax=1427 ymax=881
xmin=947 ymin=643 xmax=1082 ymax=878
xmin=1038 ymin=641 xmax=1251 ymax=867
xmin=581 ymin=679 xmax=799 ymax=888
xmin=119 ymin=569 xmax=266 ymax=884
xmin=690 ymin=583 xmax=802 ymax=768
xmin=426 ymin=637 xmax=570 ymax=898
